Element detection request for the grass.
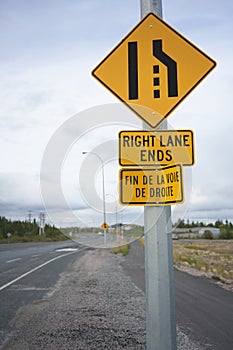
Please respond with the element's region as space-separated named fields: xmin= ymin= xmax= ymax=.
xmin=112 ymin=243 xmax=130 ymax=256
xmin=183 ymin=244 xmax=206 ymax=251
xmin=173 ymin=240 xmax=233 ymax=282
xmin=137 ymin=237 xmax=233 ymax=283
xmin=138 ymin=237 xmax=145 ymax=247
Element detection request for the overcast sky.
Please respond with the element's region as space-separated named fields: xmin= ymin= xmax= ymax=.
xmin=0 ymin=0 xmax=232 ymax=228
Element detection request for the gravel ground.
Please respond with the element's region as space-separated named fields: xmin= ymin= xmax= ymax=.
xmin=2 ymin=248 xmax=205 ymax=349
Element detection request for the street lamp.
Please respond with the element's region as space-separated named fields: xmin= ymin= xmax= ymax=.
xmin=82 ymin=151 xmax=107 ymax=244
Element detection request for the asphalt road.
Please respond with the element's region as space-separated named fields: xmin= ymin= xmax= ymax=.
xmin=0 ymin=240 xmax=88 ymax=346
xmin=71 ymin=232 xmax=137 ymax=248
xmin=122 ymin=241 xmax=233 ymax=350
xmin=1 ymin=239 xmax=233 ymax=350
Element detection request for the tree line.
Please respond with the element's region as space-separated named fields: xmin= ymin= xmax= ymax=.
xmin=0 ymin=216 xmax=63 ymax=242
xmin=175 ymin=218 xmax=233 ymax=239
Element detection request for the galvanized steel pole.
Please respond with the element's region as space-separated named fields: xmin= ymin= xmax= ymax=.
xmin=141 ymin=0 xmax=162 ymax=18
xmin=140 ymin=1 xmax=177 ymax=349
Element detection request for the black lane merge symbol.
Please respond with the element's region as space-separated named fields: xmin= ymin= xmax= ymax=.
xmin=128 ymin=40 xmax=178 ymax=100
xmin=153 ymin=39 xmax=178 ymax=98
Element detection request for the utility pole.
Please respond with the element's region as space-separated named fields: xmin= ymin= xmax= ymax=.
xmin=42 ymin=212 xmax=45 ymax=234
xmin=28 ymin=210 xmax=32 ymax=235
xmin=140 ymin=1 xmax=177 ymax=349
xmin=39 ymin=212 xmax=45 ymax=235
xmin=28 ymin=210 xmax=32 ymax=223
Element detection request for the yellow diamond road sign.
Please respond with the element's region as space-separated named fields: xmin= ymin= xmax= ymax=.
xmin=101 ymin=222 xmax=109 ymax=230
xmin=119 ymin=164 xmax=183 ymax=206
xmin=119 ymin=130 xmax=194 ymax=166
xmin=92 ymin=13 xmax=216 ymax=129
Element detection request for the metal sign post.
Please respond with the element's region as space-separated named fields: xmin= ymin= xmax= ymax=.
xmin=141 ymin=1 xmax=177 ymax=349
xmin=92 ymin=0 xmax=215 ymax=348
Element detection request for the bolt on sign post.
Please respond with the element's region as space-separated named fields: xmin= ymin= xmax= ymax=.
xmin=92 ymin=0 xmax=216 ymax=349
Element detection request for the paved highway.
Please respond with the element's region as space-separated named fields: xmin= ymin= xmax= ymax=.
xmin=122 ymin=241 xmax=233 ymax=350
xmin=0 ymin=240 xmax=88 ymax=345
xmin=72 ymin=232 xmax=137 ymax=248
xmin=1 ymin=240 xmax=233 ymax=349
xmin=0 ymin=241 xmax=80 ymax=287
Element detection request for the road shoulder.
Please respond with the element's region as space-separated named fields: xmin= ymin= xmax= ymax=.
xmin=2 ymin=249 xmax=146 ymax=350
xmin=2 ymin=244 xmax=213 ymax=350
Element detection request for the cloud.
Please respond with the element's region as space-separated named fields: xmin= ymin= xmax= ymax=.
xmin=0 ymin=0 xmax=232 ymax=226
xmin=0 ymin=172 xmax=43 ymax=221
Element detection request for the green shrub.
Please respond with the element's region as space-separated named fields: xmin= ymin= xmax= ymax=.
xmin=112 ymin=244 xmax=130 ymax=256
xmin=218 ymin=228 xmax=233 ymax=239
xmin=180 ymin=256 xmax=197 ymax=265
xmin=203 ymin=230 xmax=213 ymax=239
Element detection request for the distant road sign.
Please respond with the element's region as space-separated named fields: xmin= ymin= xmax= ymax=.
xmin=119 ymin=165 xmax=183 ymax=206
xmin=92 ymin=13 xmax=216 ymax=128
xmin=101 ymin=222 xmax=109 ymax=230
xmin=119 ymin=130 xmax=194 ymax=166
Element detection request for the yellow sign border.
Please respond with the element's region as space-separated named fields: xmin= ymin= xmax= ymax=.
xmin=119 ymin=129 xmax=195 ymax=166
xmin=101 ymin=222 xmax=109 ymax=229
xmin=119 ymin=164 xmax=184 ymax=206
xmin=92 ymin=12 xmax=216 ymax=129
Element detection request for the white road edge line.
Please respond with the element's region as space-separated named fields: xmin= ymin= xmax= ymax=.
xmin=0 ymin=251 xmax=78 ymax=292
xmin=6 ymin=258 xmax=22 ymax=263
